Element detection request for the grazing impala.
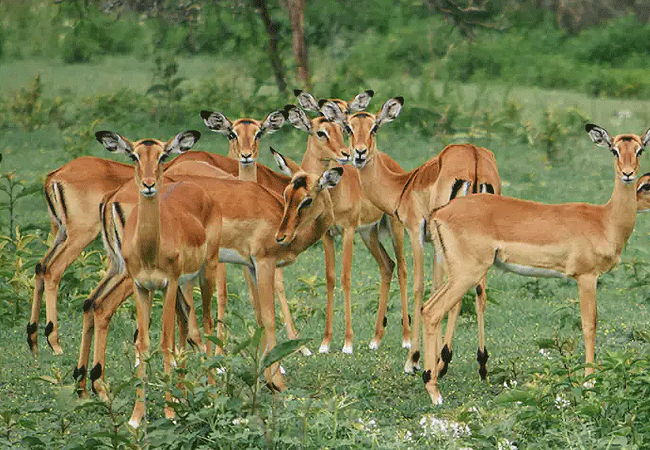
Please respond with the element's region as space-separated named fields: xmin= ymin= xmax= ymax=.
xmin=94 ymin=130 xmax=223 ymax=427
xmin=421 ymin=124 xmax=649 ymax=405
xmin=28 ymin=112 xmax=287 ymax=356
xmin=281 ymin=90 xmax=410 ymax=353
xmin=349 ymin=97 xmax=501 ymax=378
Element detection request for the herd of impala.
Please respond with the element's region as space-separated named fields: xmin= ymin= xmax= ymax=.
xmin=24 ymin=89 xmax=650 ymax=427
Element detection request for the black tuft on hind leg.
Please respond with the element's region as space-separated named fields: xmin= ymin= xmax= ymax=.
xmin=73 ymin=366 xmax=87 ymax=397
xmin=26 ymin=322 xmax=38 ymax=352
xmin=90 ymin=363 xmax=103 ymax=395
xmin=477 ymin=347 xmax=489 ymax=380
xmin=44 ymin=321 xmax=54 ymax=349
xmin=438 ymin=344 xmax=453 ymax=378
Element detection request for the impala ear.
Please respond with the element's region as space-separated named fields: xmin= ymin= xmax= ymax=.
xmin=641 ymin=127 xmax=650 ymax=148
xmin=285 ymin=105 xmax=312 ymax=133
xmin=269 ymin=146 xmax=293 ymax=176
xmin=166 ymin=130 xmax=201 ymax=154
xmin=373 ymin=96 xmax=404 ymax=133
xmin=96 ymin=131 xmax=133 ymax=154
xmin=585 ymin=123 xmax=613 ymax=148
xmin=294 ymin=89 xmax=320 ymax=112
xmin=321 ymin=101 xmax=352 ymax=134
xmin=200 ymin=110 xmax=233 ymax=136
xmin=347 ymin=90 xmax=374 ymax=113
xmin=256 ymin=110 xmax=286 ymax=139
xmin=318 ymin=167 xmax=344 ymax=190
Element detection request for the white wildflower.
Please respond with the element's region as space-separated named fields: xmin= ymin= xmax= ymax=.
xmin=497 ymin=438 xmax=517 ymax=450
xmin=419 ymin=413 xmax=471 ymax=439
xmin=232 ymin=417 xmax=249 ymax=426
xmin=539 ymin=348 xmax=551 ymax=358
xmin=555 ymin=393 xmax=570 ymax=409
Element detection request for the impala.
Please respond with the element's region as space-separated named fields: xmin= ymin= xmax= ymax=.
xmin=94 ymin=130 xmax=223 ymax=427
xmin=199 ymin=109 xmax=309 ymax=354
xmin=349 ymin=97 xmax=501 ymax=378
xmin=281 ymin=90 xmax=410 ymax=353
xmin=637 ymin=173 xmax=650 ymax=211
xmin=421 ymin=124 xmax=649 ymax=405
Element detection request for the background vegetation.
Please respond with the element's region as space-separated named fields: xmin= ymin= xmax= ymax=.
xmin=2 ymin=0 xmax=650 ymax=448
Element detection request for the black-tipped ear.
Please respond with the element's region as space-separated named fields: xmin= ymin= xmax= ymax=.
xmin=318 ymin=98 xmax=327 ymax=108
xmin=395 ymin=96 xmax=405 ymax=105
xmin=366 ymin=89 xmax=375 ymax=97
xmin=331 ymin=166 xmax=344 ymax=177
xmin=585 ymin=123 xmax=612 ymax=148
xmin=293 ymin=89 xmax=303 ymax=97
xmin=200 ymin=110 xmax=212 ymax=120
xmin=95 ymin=131 xmax=132 ymax=154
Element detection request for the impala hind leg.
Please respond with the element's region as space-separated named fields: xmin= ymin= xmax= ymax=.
xmin=475 ymin=277 xmax=489 ymax=380
xmin=358 ymin=225 xmax=395 ymax=350
xmin=577 ymin=274 xmax=598 ymax=378
xmin=275 ymin=269 xmax=312 ymax=356
xmin=404 ymin=234 xmax=424 ymax=374
xmin=31 ymin=226 xmax=98 ymax=355
xmin=257 ymin=259 xmax=285 ymax=391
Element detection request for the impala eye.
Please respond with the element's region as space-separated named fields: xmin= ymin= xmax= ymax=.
xmin=316 ymin=130 xmax=328 ymax=140
xmin=159 ymin=153 xmax=169 ymax=163
xmin=298 ymin=197 xmax=313 ymax=210
xmin=637 ymin=147 xmax=644 ymax=157
xmin=129 ymin=153 xmax=139 ymax=162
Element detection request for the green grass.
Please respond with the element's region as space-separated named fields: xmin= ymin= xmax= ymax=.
xmin=3 ymin=55 xmax=650 ymax=448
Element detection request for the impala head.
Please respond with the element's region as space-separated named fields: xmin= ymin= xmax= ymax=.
xmin=637 ymin=173 xmax=650 ymax=212
xmin=275 ymin=167 xmax=343 ymax=245
xmin=285 ymin=104 xmax=351 ymax=164
xmin=586 ymin=123 xmax=650 ymax=184
xmin=96 ymin=130 xmax=201 ymax=197
xmin=349 ymin=96 xmax=404 ymax=169
xmin=200 ymin=110 xmax=286 ymax=166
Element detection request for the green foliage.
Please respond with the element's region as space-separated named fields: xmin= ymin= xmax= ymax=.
xmin=3 ymin=75 xmax=67 ymax=131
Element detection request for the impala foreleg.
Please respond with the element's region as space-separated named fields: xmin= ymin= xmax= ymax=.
xmin=341 ymin=227 xmax=355 ymax=354
xmin=161 ymin=281 xmax=179 ymax=421
xmin=320 ymin=232 xmax=336 ymax=353
xmin=129 ymin=284 xmax=153 ymax=429
xmin=257 ymin=259 xmax=285 ymax=391
xmin=87 ymin=274 xmax=132 ymax=401
xmin=577 ymin=274 xmax=598 ymax=377
xmin=215 ymin=263 xmax=227 ymax=355
xmin=389 ymin=219 xmax=410 ymax=349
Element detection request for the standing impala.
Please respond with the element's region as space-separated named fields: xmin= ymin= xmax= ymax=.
xmin=421 ymin=124 xmax=649 ymax=405
xmin=94 ymin=130 xmax=223 ymax=427
xmin=349 ymin=97 xmax=501 ymax=378
xmin=281 ymin=91 xmax=410 ymax=353
xmin=199 ymin=109 xmax=308 ymax=354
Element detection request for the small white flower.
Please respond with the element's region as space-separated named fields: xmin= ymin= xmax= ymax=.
xmin=497 ymin=439 xmax=517 ymax=450
xmin=555 ymin=393 xmax=570 ymax=409
xmin=232 ymin=417 xmax=248 ymax=426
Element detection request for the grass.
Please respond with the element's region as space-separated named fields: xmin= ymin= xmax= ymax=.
xmin=3 ymin=55 xmax=650 ymax=448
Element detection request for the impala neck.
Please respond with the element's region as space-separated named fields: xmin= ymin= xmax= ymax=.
xmin=238 ymin=162 xmax=257 ymax=181
xmin=604 ymin=174 xmax=638 ymax=249
xmin=291 ymin=194 xmax=335 ymax=252
xmin=359 ymin=148 xmax=414 ymax=217
xmin=135 ymin=192 xmax=161 ymax=266
xmin=228 ymin=145 xmax=258 ymax=181
xmin=300 ymin=138 xmax=338 ymax=174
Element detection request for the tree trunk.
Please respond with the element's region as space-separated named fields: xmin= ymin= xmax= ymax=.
xmin=286 ymin=0 xmax=310 ymax=89
xmin=256 ymin=0 xmax=288 ymax=95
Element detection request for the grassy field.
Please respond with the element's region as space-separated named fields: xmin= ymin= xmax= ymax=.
xmin=2 ymin=56 xmax=650 ymax=448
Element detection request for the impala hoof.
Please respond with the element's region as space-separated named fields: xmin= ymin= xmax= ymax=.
xmin=318 ymin=343 xmax=330 ymax=354
xmin=342 ymin=344 xmax=353 ymax=355
xmin=369 ymin=340 xmax=380 ymax=350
